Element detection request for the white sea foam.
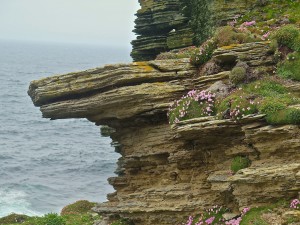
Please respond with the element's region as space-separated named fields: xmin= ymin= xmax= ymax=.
xmin=0 ymin=188 xmax=42 ymax=217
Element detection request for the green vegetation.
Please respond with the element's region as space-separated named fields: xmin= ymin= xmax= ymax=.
xmin=272 ymin=25 xmax=300 ymax=51
xmin=181 ymin=0 xmax=212 ymax=45
xmin=277 ymin=52 xmax=300 ymax=81
xmin=168 ymin=90 xmax=216 ymax=124
xmin=239 ymin=0 xmax=300 ymax=26
xmin=214 ymin=26 xmax=258 ymax=48
xmin=156 ymin=46 xmax=198 ymax=60
xmin=190 ymin=39 xmax=217 ymax=66
xmin=230 ymin=67 xmax=247 ymax=85
xmin=0 ymin=214 xmax=29 ymax=224
xmin=0 ymin=201 xmax=100 ymax=225
xmin=231 ymin=156 xmax=251 ymax=173
xmin=216 ymin=79 xmax=300 ymax=124
xmin=61 ymin=200 xmax=96 ymax=215
xmin=181 ymin=206 xmax=228 ymax=225
xmin=240 ymin=207 xmax=270 ymax=225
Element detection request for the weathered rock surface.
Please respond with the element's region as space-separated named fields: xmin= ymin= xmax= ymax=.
xmin=131 ymin=0 xmax=192 ymax=61
xmin=28 ymin=43 xmax=300 ymax=225
xmin=132 ymin=0 xmax=261 ymax=61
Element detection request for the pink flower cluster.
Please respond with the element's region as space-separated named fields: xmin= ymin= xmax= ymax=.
xmin=225 ymin=207 xmax=250 ymax=225
xmin=243 ymin=21 xmax=256 ymax=26
xmin=182 ymin=206 xmax=226 ymax=225
xmin=238 ymin=20 xmax=256 ymax=32
xmin=225 ymin=217 xmax=242 ymax=225
xmin=168 ymin=90 xmax=216 ymax=124
xmin=290 ymin=199 xmax=300 ymax=209
xmin=228 ymin=96 xmax=256 ymax=121
xmin=261 ymin=31 xmax=271 ymax=40
xmin=181 ymin=206 xmax=251 ymax=225
xmin=205 ymin=216 xmax=215 ymax=224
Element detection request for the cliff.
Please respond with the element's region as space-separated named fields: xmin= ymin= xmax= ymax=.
xmin=28 ymin=42 xmax=300 ymax=224
xmin=131 ymin=0 xmax=259 ymax=61
xmin=28 ymin=0 xmax=300 ymax=224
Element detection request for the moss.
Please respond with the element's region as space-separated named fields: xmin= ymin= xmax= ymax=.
xmin=231 ymin=156 xmax=251 ymax=173
xmin=133 ymin=62 xmax=154 ymax=72
xmin=220 ymin=44 xmax=241 ymax=50
xmin=230 ymin=67 xmax=247 ymax=85
xmin=61 ymin=200 xmax=96 ymax=215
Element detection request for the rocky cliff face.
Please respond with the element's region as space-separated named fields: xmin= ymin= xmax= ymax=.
xmin=131 ymin=0 xmax=259 ymax=61
xmin=28 ymin=41 xmax=300 ymax=224
xmin=131 ymin=0 xmax=192 ymax=61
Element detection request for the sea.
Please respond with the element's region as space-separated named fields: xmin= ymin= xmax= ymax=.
xmin=0 ymin=40 xmax=131 ymax=217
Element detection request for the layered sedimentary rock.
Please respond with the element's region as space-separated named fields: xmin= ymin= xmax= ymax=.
xmin=29 ymin=42 xmax=300 ymax=225
xmin=131 ymin=0 xmax=192 ymax=61
xmin=132 ymin=0 xmax=260 ymax=61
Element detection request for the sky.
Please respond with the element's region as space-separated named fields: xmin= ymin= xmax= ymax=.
xmin=0 ymin=0 xmax=140 ymax=48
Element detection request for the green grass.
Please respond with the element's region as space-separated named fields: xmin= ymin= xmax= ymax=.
xmin=240 ymin=207 xmax=270 ymax=225
xmin=0 ymin=200 xmax=100 ymax=225
xmin=0 ymin=213 xmax=100 ymax=225
xmin=240 ymin=0 xmax=300 ymax=26
xmin=272 ymin=25 xmax=300 ymax=51
xmin=277 ymin=52 xmax=300 ymax=81
xmin=231 ymin=156 xmax=251 ymax=173
xmin=0 ymin=214 xmax=30 ymax=225
xmin=61 ymin=200 xmax=96 ymax=215
xmin=216 ymin=79 xmax=300 ymax=125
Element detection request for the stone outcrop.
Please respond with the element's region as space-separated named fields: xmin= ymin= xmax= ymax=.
xmin=131 ymin=0 xmax=192 ymax=61
xmin=131 ymin=0 xmax=260 ymax=61
xmin=28 ymin=42 xmax=300 ymax=225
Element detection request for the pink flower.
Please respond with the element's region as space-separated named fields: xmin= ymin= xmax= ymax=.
xmin=242 ymin=207 xmax=250 ymax=215
xmin=261 ymin=31 xmax=270 ymax=40
xmin=186 ymin=216 xmax=193 ymax=225
xmin=205 ymin=216 xmax=215 ymax=224
xmin=290 ymin=199 xmax=300 ymax=209
xmin=243 ymin=21 xmax=256 ymax=26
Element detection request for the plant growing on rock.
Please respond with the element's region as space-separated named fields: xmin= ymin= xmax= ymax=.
xmin=190 ymin=39 xmax=217 ymax=67
xmin=217 ymin=90 xmax=258 ymax=121
xmin=231 ymin=156 xmax=251 ymax=173
xmin=272 ymin=24 xmax=300 ymax=51
xmin=181 ymin=206 xmax=251 ymax=225
xmin=182 ymin=205 xmax=227 ymax=225
xmin=217 ymin=79 xmax=300 ymax=124
xmin=277 ymin=52 xmax=300 ymax=81
xmin=229 ymin=67 xmax=247 ymax=85
xmin=290 ymin=199 xmax=300 ymax=209
xmin=168 ymin=90 xmax=216 ymax=124
xmin=214 ymin=26 xmax=258 ymax=48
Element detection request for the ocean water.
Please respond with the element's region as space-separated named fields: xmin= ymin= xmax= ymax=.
xmin=0 ymin=40 xmax=131 ymax=217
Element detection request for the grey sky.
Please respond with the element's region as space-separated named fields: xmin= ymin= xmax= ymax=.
xmin=0 ymin=0 xmax=140 ymax=47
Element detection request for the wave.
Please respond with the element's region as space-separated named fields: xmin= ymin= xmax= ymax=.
xmin=0 ymin=188 xmax=42 ymax=217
